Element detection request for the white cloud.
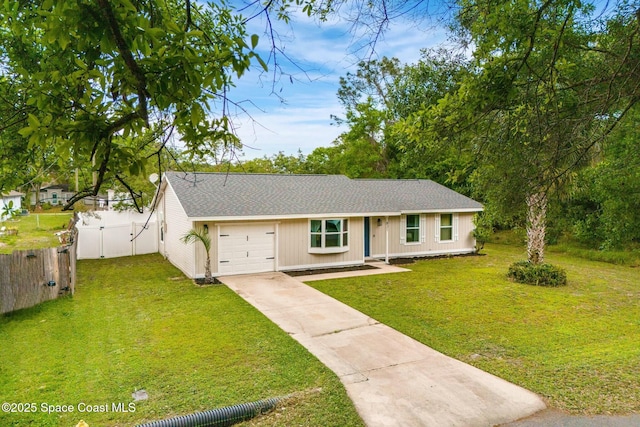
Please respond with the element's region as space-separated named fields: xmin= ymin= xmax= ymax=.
xmin=232 ymin=98 xmax=344 ymax=159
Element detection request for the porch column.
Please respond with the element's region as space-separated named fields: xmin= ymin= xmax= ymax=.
xmin=385 ymin=216 xmax=389 ymax=264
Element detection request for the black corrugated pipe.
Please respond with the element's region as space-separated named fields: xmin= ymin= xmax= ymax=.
xmin=136 ymin=397 xmax=281 ymax=427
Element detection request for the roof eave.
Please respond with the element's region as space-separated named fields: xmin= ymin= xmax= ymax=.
xmin=402 ymin=207 xmax=484 ymax=214
xmin=188 ymin=212 xmax=397 ymax=222
xmin=188 ymin=207 xmax=483 ymax=222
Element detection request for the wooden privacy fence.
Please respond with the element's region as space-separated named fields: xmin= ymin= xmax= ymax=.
xmin=0 ymin=239 xmax=77 ymax=315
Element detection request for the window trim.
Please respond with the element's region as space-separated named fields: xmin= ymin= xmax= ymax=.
xmin=436 ymin=213 xmax=458 ymax=243
xmin=401 ymin=214 xmax=426 ymax=245
xmin=309 ymin=218 xmax=349 ymax=254
xmin=405 ymin=214 xmax=421 ymax=245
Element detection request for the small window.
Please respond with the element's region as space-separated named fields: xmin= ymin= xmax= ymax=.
xmin=309 ymin=219 xmax=349 ymax=253
xmin=343 ymin=219 xmax=349 ymax=246
xmin=440 ymin=214 xmax=453 ymax=241
xmin=406 ymin=214 xmax=420 ymax=243
xmin=325 ymin=219 xmax=342 ymax=247
xmin=159 ymin=212 xmax=165 ymax=243
xmin=310 ymin=220 xmax=322 ymax=248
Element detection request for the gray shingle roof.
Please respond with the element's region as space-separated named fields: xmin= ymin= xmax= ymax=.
xmin=164 ymin=172 xmax=483 ymax=219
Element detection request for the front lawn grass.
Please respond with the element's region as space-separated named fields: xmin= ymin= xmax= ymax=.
xmin=0 ymin=254 xmax=364 ymax=427
xmin=309 ymin=243 xmax=640 ymax=414
xmin=0 ymin=213 xmax=73 ymax=254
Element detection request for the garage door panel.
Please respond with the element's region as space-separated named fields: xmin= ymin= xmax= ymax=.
xmin=218 ymin=224 xmax=275 ymax=275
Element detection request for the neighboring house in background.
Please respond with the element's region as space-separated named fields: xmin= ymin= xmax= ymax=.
xmin=1 ymin=190 xmax=23 ymax=217
xmin=155 ymin=172 xmax=484 ymax=278
xmin=30 ymin=184 xmax=75 ymax=207
xmin=29 ymin=184 xmax=108 ymax=209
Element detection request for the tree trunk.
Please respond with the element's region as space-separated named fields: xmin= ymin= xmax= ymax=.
xmin=32 ymin=182 xmax=42 ymax=210
xmin=526 ymin=192 xmax=547 ymax=265
xmin=205 ymin=254 xmax=212 ymax=283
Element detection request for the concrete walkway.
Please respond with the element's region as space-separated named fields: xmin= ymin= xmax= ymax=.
xmin=219 ymin=271 xmax=546 ymax=427
xmin=500 ymin=409 xmax=640 ymax=427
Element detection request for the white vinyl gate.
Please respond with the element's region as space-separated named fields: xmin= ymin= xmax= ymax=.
xmin=76 ymin=212 xmax=158 ymax=259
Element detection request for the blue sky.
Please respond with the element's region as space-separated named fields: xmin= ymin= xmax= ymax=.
xmin=224 ymin=3 xmax=451 ymax=160
xmin=222 ymin=0 xmax=616 ymax=161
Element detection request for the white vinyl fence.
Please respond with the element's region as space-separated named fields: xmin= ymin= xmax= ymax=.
xmin=76 ymin=211 xmax=158 ymax=259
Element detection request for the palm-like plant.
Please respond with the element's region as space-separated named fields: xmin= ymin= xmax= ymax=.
xmin=180 ymin=227 xmax=212 ymax=283
xmin=1 ymin=201 xmax=15 ymax=221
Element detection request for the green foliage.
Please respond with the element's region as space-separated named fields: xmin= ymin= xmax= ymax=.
xmin=325 ymin=50 xmax=475 ymax=183
xmin=1 ymin=0 xmax=434 ymax=207
xmin=302 ymin=146 xmax=342 ymax=175
xmin=0 ymin=80 xmax=31 ymax=194
xmin=507 ymin=261 xmax=567 ymax=287
xmin=0 ymin=0 xmax=267 ymax=208
xmin=472 ymin=211 xmax=492 ymax=253
xmin=181 ymin=227 xmax=212 ymax=282
xmin=565 ymin=108 xmax=640 ymax=249
xmin=176 ymin=150 xmax=311 ymax=175
xmin=490 ymin=229 xmax=640 ymax=267
xmin=405 ymin=0 xmax=640 ymax=263
xmin=180 ymin=228 xmax=211 ymax=253
xmin=329 ymin=57 xmax=402 ymax=178
xmin=1 ymin=200 xmax=15 ymax=221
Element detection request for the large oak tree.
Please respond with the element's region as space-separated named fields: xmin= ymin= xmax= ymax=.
xmin=395 ymin=0 xmax=640 ymax=264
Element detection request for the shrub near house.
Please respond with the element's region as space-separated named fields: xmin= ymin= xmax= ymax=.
xmin=508 ymin=261 xmax=568 ymax=287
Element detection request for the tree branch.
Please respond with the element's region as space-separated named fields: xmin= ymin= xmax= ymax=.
xmin=96 ymin=0 xmax=149 ymax=126
xmin=115 ymin=174 xmax=143 ymax=213
xmin=63 ymin=139 xmax=112 ymax=210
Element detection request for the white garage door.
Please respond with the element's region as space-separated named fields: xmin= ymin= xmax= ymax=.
xmin=218 ymin=224 xmax=276 ymax=275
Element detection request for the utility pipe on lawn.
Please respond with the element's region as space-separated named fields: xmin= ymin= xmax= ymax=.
xmin=136 ymin=397 xmax=281 ymax=427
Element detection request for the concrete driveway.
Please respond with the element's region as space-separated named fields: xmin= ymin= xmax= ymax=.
xmin=219 ymin=271 xmax=546 ymax=427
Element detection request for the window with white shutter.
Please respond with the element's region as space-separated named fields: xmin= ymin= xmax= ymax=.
xmin=437 ymin=213 xmax=458 ymax=242
xmin=402 ymin=214 xmax=423 ymax=245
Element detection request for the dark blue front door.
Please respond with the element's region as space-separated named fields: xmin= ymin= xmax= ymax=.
xmin=364 ymin=217 xmax=370 ymax=257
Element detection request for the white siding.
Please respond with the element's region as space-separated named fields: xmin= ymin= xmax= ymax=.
xmin=278 ymin=218 xmax=364 ymax=270
xmin=160 ymin=181 xmax=196 ymax=278
xmin=370 ymin=213 xmax=476 ymax=258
